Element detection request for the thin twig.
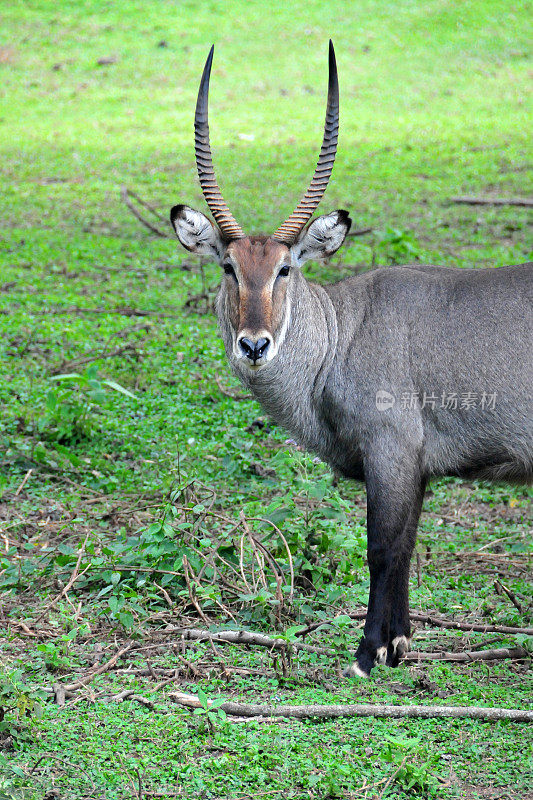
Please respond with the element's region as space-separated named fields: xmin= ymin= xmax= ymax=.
xmin=29 ymin=752 xmax=98 ymax=790
xmin=150 ymin=669 xmax=181 ymax=693
xmin=248 ymin=517 xmax=295 ymax=601
xmin=494 ymin=580 xmax=523 ymax=613
xmin=170 ymin=692 xmax=533 ymax=722
xmin=215 ymin=376 xmax=253 ymax=401
xmin=9 ymin=620 xmax=39 ymax=637
xmin=145 ymin=660 xmax=158 ymax=681
xmin=475 ymin=532 xmax=529 ymax=552
xmin=34 ymin=533 xmax=91 ymax=623
xmin=238 ymin=532 xmax=252 ymax=593
xmin=154 ymin=582 xmax=173 ymax=609
xmin=182 ymin=556 xmax=211 ymax=625
xmin=377 ymin=756 xmax=409 ymax=800
xmin=109 ymin=692 xmax=155 ymax=711
xmin=14 ymin=468 xmax=32 ymax=496
xmin=135 ymin=766 xmax=143 ymax=800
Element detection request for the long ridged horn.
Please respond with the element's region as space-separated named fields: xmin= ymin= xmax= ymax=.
xmin=273 ymin=40 xmax=339 ymax=245
xmin=195 ymin=45 xmax=245 ymax=240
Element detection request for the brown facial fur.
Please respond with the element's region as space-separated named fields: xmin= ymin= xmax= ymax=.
xmin=224 ymin=236 xmax=291 ymax=340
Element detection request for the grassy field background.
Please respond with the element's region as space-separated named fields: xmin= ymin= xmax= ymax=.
xmin=1 ymin=1 xmax=532 ymax=798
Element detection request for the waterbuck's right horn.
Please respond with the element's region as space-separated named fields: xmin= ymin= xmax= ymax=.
xmin=195 ymin=45 xmax=245 ymax=240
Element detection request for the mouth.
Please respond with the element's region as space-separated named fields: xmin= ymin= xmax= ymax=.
xmin=241 ymin=358 xmax=267 ymax=371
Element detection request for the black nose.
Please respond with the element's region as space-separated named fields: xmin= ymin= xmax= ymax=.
xmin=239 ymin=336 xmax=271 ymax=362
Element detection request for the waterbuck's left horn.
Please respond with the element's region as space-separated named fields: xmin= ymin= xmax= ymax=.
xmin=195 ymin=45 xmax=245 ymax=240
xmin=273 ymin=40 xmax=339 ymax=245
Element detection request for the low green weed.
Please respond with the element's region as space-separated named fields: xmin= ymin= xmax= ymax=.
xmin=29 ymin=365 xmax=136 ymax=446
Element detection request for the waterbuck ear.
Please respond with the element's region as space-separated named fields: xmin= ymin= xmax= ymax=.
xmin=291 ymin=210 xmax=351 ymax=267
xmin=170 ymin=204 xmax=226 ymax=261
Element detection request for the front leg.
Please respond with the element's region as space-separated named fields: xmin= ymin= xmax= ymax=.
xmin=386 ymin=477 xmax=426 ymax=667
xmin=346 ymin=445 xmax=425 ymax=678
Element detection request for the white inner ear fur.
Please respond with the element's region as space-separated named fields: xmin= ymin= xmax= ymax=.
xmin=171 ymin=206 xmax=225 ymax=261
xmin=290 ymin=210 xmax=350 ymax=267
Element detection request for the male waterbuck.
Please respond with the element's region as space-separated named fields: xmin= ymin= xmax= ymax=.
xmin=170 ymin=42 xmax=533 ymax=677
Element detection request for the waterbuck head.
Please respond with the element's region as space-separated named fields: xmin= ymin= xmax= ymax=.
xmin=171 ymin=41 xmax=351 ymax=369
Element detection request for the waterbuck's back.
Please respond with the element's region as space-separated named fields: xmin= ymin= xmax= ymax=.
xmin=321 ymin=262 xmax=533 ymax=483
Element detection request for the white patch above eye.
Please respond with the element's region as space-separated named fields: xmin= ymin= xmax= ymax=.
xmin=170 ymin=205 xmax=225 ymax=261
xmin=291 ymin=210 xmax=351 ymax=267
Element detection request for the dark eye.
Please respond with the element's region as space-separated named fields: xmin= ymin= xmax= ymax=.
xmin=223 ymin=263 xmax=236 ymax=278
xmin=278 ymin=265 xmax=290 ymax=277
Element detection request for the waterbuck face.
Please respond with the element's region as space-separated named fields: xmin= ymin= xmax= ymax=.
xmin=219 ymin=235 xmax=292 ymax=368
xmin=171 ymin=205 xmax=351 ymax=369
xmin=170 ymin=42 xmax=348 ymax=368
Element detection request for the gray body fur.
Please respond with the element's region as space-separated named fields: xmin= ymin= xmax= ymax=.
xmin=218 ymin=262 xmax=533 ymax=486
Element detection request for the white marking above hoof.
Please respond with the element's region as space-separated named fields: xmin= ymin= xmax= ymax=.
xmin=345 ymin=662 xmax=370 ymax=679
xmin=391 ymin=635 xmax=410 ymax=654
xmin=375 ymin=646 xmax=388 ymax=664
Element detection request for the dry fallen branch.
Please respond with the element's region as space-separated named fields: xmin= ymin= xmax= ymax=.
xmin=48 ymin=635 xmax=526 ymax=703
xmin=48 ymin=305 xmax=182 ymax=319
xmin=59 ymin=643 xmax=133 ymax=697
xmin=494 ymin=579 xmax=523 ymax=613
xmin=410 ymin=612 xmax=533 ymax=637
xmin=9 ymin=620 xmax=39 ymax=637
xmin=170 ymin=691 xmax=533 ymax=722
xmin=108 ymin=690 xmax=155 ymax=710
xmin=450 ymin=195 xmax=533 ymax=208
xmin=50 ymin=343 xmax=139 ymax=375
xmin=164 ymin=626 xmax=333 ymax=655
xmin=296 ymin=610 xmax=533 ymax=638
xmin=53 ymin=683 xmax=66 ymax=707
xmin=404 ymin=647 xmax=527 ymax=663
xmin=120 ymin=186 xmax=172 ymax=238
xmin=148 ymin=625 xmax=530 ymax=664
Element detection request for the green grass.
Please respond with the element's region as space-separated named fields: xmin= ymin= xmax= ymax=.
xmin=0 ymin=1 xmax=532 ymax=798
